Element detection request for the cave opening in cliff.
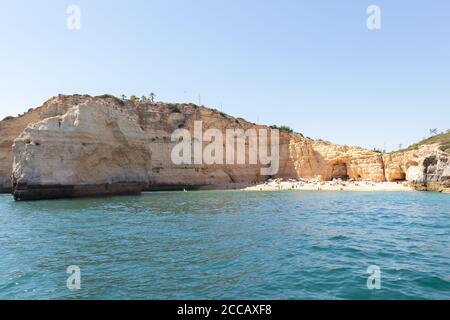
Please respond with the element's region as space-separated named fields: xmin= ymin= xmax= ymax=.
xmin=331 ymin=163 xmax=349 ymax=180
xmin=391 ymin=172 xmax=406 ymax=182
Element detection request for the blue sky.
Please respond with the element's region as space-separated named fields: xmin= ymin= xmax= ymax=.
xmin=0 ymin=0 xmax=449 ymax=151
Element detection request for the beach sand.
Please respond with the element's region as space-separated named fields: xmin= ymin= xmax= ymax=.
xmin=243 ymin=179 xmax=413 ymax=192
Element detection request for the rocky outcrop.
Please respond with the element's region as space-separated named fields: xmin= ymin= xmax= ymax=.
xmin=12 ymin=101 xmax=152 ymax=200
xmin=275 ymin=138 xmax=386 ymax=181
xmin=383 ymin=145 xmax=450 ymax=193
xmin=0 ymin=95 xmax=96 ymax=193
xmin=1 ymin=109 xmax=42 ymax=192
xmin=0 ymin=94 xmax=448 ymax=200
xmin=311 ymin=141 xmax=386 ymax=181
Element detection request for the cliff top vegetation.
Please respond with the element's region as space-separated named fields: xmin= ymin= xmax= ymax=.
xmin=404 ymin=130 xmax=450 ymax=154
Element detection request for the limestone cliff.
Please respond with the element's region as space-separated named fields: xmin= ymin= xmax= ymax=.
xmin=0 ymin=94 xmax=448 ymax=200
xmin=311 ymin=141 xmax=385 ymax=182
xmin=274 ymin=138 xmax=386 ymax=181
xmin=12 ymin=101 xmax=152 ymax=200
xmin=0 ymin=95 xmax=96 ymax=192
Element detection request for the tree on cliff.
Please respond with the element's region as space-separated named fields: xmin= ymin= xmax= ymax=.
xmin=121 ymin=94 xmax=127 ymax=100
xmin=130 ymin=95 xmax=138 ymax=103
xmin=149 ymin=92 xmax=156 ymax=103
xmin=429 ymin=128 xmax=438 ymax=136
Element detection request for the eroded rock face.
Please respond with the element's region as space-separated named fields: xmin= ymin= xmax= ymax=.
xmin=383 ymin=145 xmax=450 ymax=192
xmin=136 ymin=102 xmax=274 ymax=188
xmin=272 ymin=137 xmax=387 ymax=182
xmin=1 ymin=109 xmax=42 ymax=192
xmin=309 ymin=141 xmax=386 ymax=182
xmin=0 ymin=95 xmax=93 ymax=192
xmin=12 ymin=101 xmax=152 ymax=200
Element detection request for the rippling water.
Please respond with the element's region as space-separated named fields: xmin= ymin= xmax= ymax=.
xmin=0 ymin=191 xmax=449 ymax=300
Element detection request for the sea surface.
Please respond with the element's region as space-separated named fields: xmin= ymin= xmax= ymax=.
xmin=0 ymin=191 xmax=449 ymax=300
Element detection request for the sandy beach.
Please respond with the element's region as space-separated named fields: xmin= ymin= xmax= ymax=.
xmin=243 ymin=179 xmax=413 ymax=192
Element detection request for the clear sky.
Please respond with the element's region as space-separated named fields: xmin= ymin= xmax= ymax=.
xmin=1 ymin=0 xmax=449 ymax=151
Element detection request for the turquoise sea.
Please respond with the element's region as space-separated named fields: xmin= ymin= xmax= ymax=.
xmin=0 ymin=191 xmax=449 ymax=300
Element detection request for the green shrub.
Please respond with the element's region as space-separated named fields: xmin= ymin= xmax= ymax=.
xmin=402 ymin=130 xmax=450 ymax=153
xmin=270 ymin=125 xmax=294 ymax=133
xmin=95 ymin=94 xmax=124 ymax=106
xmin=439 ymin=143 xmax=450 ymax=154
xmin=392 ymin=130 xmax=450 ymax=153
xmin=95 ymin=94 xmax=117 ymax=99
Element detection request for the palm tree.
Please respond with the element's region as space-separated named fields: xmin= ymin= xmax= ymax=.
xmin=141 ymin=96 xmax=148 ymax=102
xmin=429 ymin=128 xmax=438 ymax=136
xmin=130 ymin=95 xmax=138 ymax=103
xmin=121 ymin=94 xmax=127 ymax=100
xmin=149 ymin=92 xmax=156 ymax=103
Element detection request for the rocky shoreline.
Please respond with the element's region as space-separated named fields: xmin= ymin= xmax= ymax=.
xmin=1 ymin=94 xmax=449 ymax=200
xmin=12 ymin=181 xmax=146 ymax=201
